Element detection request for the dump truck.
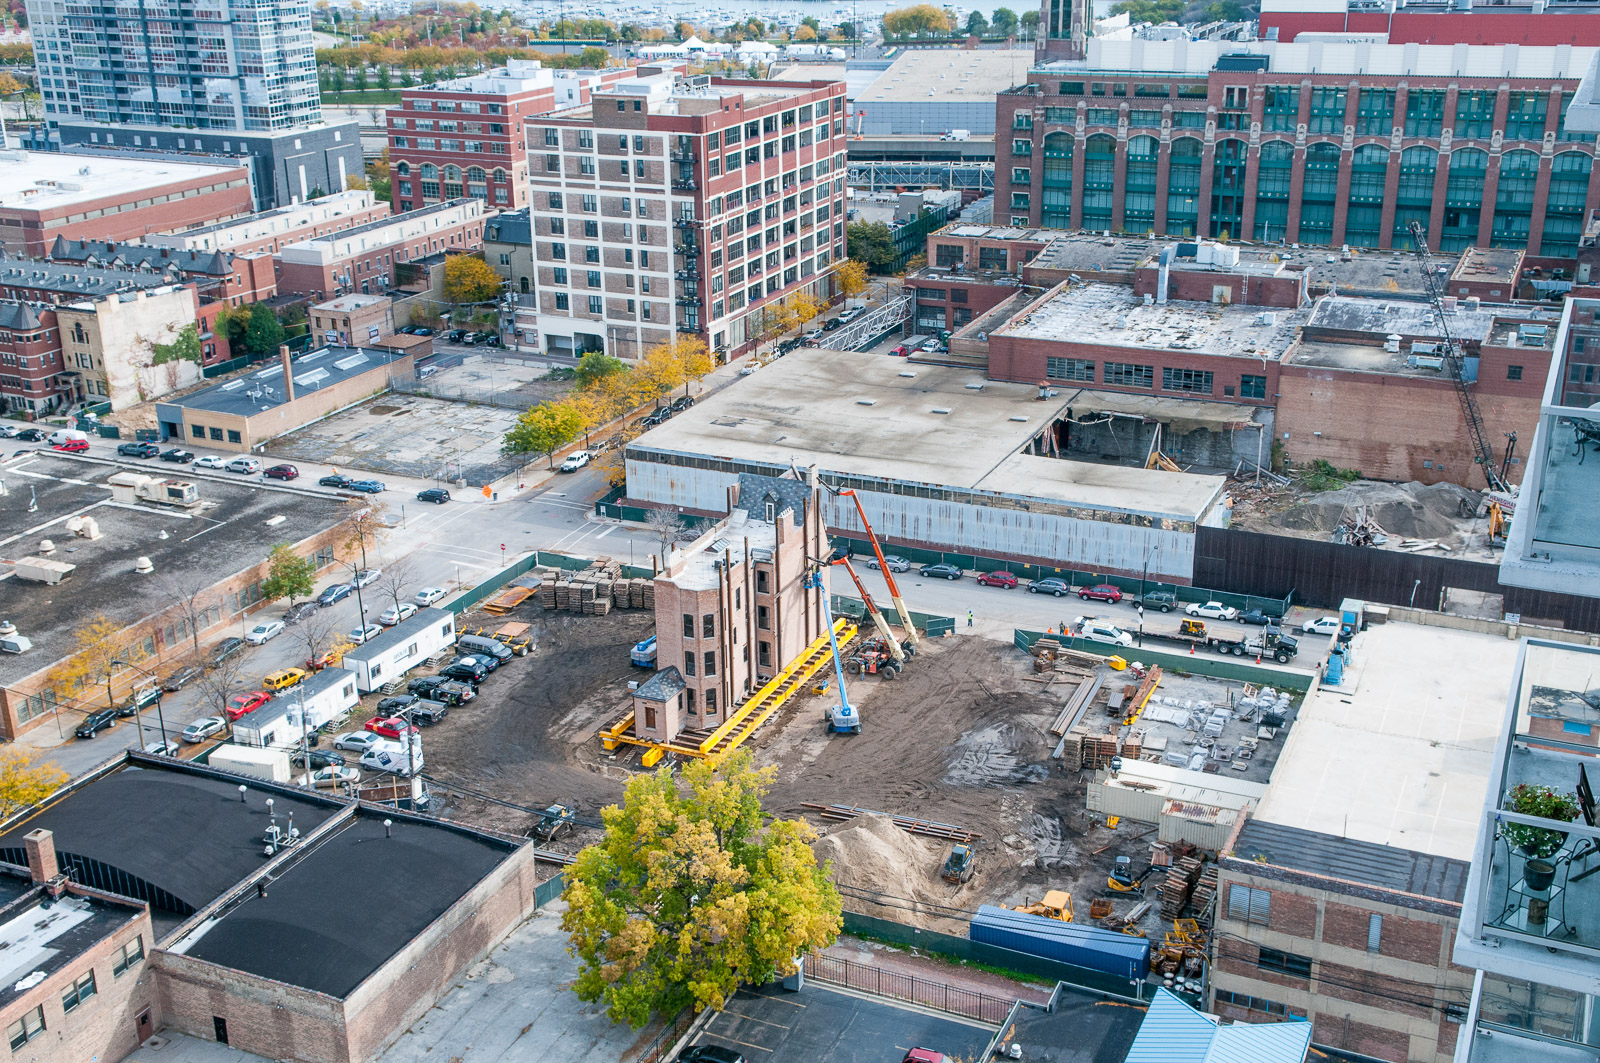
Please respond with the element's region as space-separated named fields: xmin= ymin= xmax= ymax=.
xmin=1133 ymin=618 xmax=1300 ymax=663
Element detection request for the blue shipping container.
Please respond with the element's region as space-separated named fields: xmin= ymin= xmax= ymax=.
xmin=970 ymin=905 xmax=1151 ymax=981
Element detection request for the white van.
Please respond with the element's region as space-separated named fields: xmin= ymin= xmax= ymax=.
xmin=47 ymin=429 xmax=89 ymax=446
xmin=360 ymin=741 xmax=423 ymax=776
xmin=1074 ymin=617 xmax=1134 ymax=648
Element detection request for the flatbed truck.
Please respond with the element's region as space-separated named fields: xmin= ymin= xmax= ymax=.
xmin=1134 ymin=618 xmax=1300 ymax=663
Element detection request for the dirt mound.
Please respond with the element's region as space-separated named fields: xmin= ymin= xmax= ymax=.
xmin=1273 ymin=480 xmax=1478 ymax=541
xmin=812 ymin=814 xmax=979 ymax=929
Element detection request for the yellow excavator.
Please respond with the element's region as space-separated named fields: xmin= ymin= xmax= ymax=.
xmin=1108 ymin=855 xmax=1166 ymax=893
xmin=1005 ymin=889 xmax=1073 ymax=922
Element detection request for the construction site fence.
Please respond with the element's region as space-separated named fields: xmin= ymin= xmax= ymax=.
xmin=533 ymin=872 xmax=567 ymax=908
xmin=828 ymin=594 xmax=956 ymax=638
xmin=831 ymin=537 xmax=1293 ymax=617
xmin=804 ymin=949 xmax=1016 ymax=1025
xmin=1012 ymin=629 xmax=1314 ymax=692
xmin=449 ymin=550 xmax=659 ymax=615
xmin=629 ymin=1005 xmax=702 ymax=1063
xmin=840 ymin=911 xmax=1157 ymax=1002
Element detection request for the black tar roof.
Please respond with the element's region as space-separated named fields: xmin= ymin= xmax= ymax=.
xmin=1004 ymin=992 xmax=1148 ymax=1063
xmin=1233 ymin=819 xmax=1469 ymax=903
xmin=185 ymin=811 xmax=516 ymax=997
xmin=165 ymin=345 xmax=408 ymax=418
xmin=0 ymin=453 xmax=350 ymax=688
xmin=0 ymin=763 xmax=342 ymax=914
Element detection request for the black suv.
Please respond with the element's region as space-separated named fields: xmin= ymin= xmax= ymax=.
xmin=291 ymin=749 xmax=345 ymax=769
xmin=670 ymin=395 xmax=695 ymax=412
xmin=407 ymin=676 xmax=476 ymax=705
xmin=117 ymin=441 xmax=160 ymax=458
xmin=115 ymin=687 xmax=162 ymax=718
xmin=438 ymin=659 xmax=487 ymax=683
xmin=642 ymin=407 xmax=671 ymax=427
xmin=211 ymin=637 xmax=246 ymax=664
xmin=75 ymin=708 xmax=118 ymax=739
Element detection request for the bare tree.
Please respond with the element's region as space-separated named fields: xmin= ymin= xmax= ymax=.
xmin=646 ymin=508 xmax=685 ymax=567
xmin=290 ymin=610 xmax=344 ymax=673
xmin=194 ymin=649 xmax=252 ymax=737
xmin=343 ymin=499 xmax=391 ymax=574
xmin=157 ymin=575 xmax=218 ymax=667
xmin=372 ymin=557 xmax=417 ymax=618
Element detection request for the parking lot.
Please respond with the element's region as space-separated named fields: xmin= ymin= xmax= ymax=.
xmin=404 ymin=349 xmax=574 ymax=410
xmin=690 ymin=983 xmax=995 ymax=1063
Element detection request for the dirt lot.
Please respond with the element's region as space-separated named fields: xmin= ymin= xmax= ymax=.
xmin=415 ymin=603 xmax=1150 ymax=934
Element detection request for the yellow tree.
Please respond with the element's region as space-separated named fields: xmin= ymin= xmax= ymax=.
xmin=45 ymin=614 xmax=125 ymax=709
xmin=659 ymin=335 xmax=712 ymax=399
xmin=504 ymin=400 xmax=584 ymax=468
xmin=566 ymin=390 xmax=608 ymax=449
xmin=882 ymin=3 xmax=952 ymax=36
xmin=562 ymin=752 xmax=842 ymax=1027
xmin=836 ymin=259 xmax=870 ymax=305
xmin=0 ymin=750 xmax=68 ymax=821
xmin=442 ymin=254 xmax=504 ymax=305
xmin=632 ymin=340 xmax=687 ymax=409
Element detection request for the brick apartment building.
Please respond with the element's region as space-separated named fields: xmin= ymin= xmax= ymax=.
xmin=633 ymin=474 xmax=830 ymax=744
xmin=387 ymin=60 xmax=651 ymax=213
xmin=0 ymin=150 xmax=252 ymax=257
xmin=1259 ymin=0 xmax=1600 ymax=47
xmin=1213 ymin=817 xmax=1473 ymax=1063
xmin=992 ymin=38 xmax=1600 ymax=258
xmin=518 ymin=69 xmax=849 ymax=360
xmin=274 ymin=199 xmax=486 ymax=300
xmin=0 ymin=302 xmax=65 ymax=416
xmin=310 ymin=293 xmax=396 ymax=347
xmin=146 ymin=190 xmax=391 ymax=257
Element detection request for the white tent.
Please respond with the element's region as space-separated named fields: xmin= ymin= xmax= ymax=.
xmin=738 ymin=41 xmax=780 ymax=53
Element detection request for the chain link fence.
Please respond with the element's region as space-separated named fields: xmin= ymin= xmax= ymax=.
xmin=805 ymin=951 xmax=1016 ymax=1024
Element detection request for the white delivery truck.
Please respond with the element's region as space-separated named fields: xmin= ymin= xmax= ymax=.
xmin=361 ymin=740 xmax=424 ymax=777
xmin=47 ymin=429 xmax=89 ymax=446
xmin=208 ymin=745 xmax=292 ymax=783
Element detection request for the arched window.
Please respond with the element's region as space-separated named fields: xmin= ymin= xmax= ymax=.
xmin=395 ymin=161 xmax=410 ymax=176
xmin=1124 ymin=135 xmax=1159 ymax=232
xmin=420 ymin=163 xmax=438 ymax=179
xmin=466 ymin=166 xmax=486 ymax=182
xmin=491 ymin=168 xmax=508 ymax=182
xmin=1443 ymin=148 xmax=1487 ymax=251
xmin=1393 ymin=146 xmax=1437 ymax=248
xmin=1493 ymin=150 xmax=1541 ymax=248
xmin=442 ymin=165 xmax=464 ymax=200
xmin=1166 ymin=137 xmax=1202 ymax=237
xmin=1210 ymin=138 xmax=1247 ymax=240
xmin=1345 ymin=144 xmax=1388 ymax=247
xmin=1042 ymin=131 xmax=1073 ymax=229
xmin=1299 ymin=142 xmax=1341 ymax=245
xmin=1543 ymin=151 xmax=1593 ymax=256
xmin=1253 ymin=141 xmax=1293 ymax=241
xmin=1081 ymin=134 xmax=1116 ymax=232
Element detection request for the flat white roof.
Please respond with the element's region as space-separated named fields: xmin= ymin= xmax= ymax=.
xmin=1047 ymin=37 xmax=1595 ymax=78
xmin=856 ymin=49 xmax=1035 ymax=102
xmin=0 ymin=150 xmax=241 ymax=211
xmin=1253 ymin=620 xmax=1515 ymax=860
xmin=632 ymin=349 xmax=1225 ymax=521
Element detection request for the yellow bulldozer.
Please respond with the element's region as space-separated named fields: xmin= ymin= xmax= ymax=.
xmin=1005 ymin=889 xmax=1073 ymax=923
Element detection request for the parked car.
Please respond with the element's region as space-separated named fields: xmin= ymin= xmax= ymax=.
xmin=114 ymin=686 xmax=162 ymax=718
xmin=1078 ymin=583 xmax=1123 ymax=604
xmin=1028 ymin=578 xmax=1071 ymax=597
xmin=1075 ymin=617 xmax=1134 ymax=648
xmin=378 ymin=602 xmax=417 ymax=626
xmin=738 ymin=362 xmax=761 ymax=376
xmin=822 ymin=317 xmax=842 ymax=331
xmin=0 ymin=424 xmax=18 ymax=437
xmin=52 ymin=438 xmax=90 ymax=452
xmin=291 ymin=749 xmax=346 ymax=769
xmin=903 ymin=1050 xmax=947 ymax=1063
xmin=1302 ymin=615 xmax=1341 ymax=636
xmin=333 ymin=731 xmax=385 ymax=753
xmin=865 ymin=554 xmax=911 ymax=573
xmin=406 ymin=700 xmax=450 ymax=726
xmin=15 ymin=428 xmax=46 ymax=442
xmin=143 ymin=741 xmax=180 ymax=757
xmin=300 ymin=765 xmax=362 ymax=789
xmin=377 ymin=695 xmax=423 ymax=715
xmin=283 ymin=601 xmax=321 ymax=624
xmin=264 ymin=464 xmax=299 ymax=480
xmin=210 ymin=637 xmax=246 ymax=664
xmin=182 ymin=716 xmax=227 ymax=743
xmin=348 ymin=623 xmax=383 ymax=644
xmin=801 ymin=328 xmax=824 ymax=345
xmin=353 ymin=568 xmax=381 ymax=588
xmin=75 ymin=708 xmax=119 ymax=739
xmin=226 ymin=691 xmax=271 ymax=721
xmin=316 ymin=583 xmax=353 ymax=606
xmin=159 ymin=448 xmax=195 ymax=463
xmin=1186 ymin=601 xmax=1240 ymax=621
xmin=976 ymin=571 xmax=1019 ymax=589
xmin=919 ymin=563 xmax=963 ymax=580
xmin=457 ymin=651 xmax=500 ymax=673
xmin=410 ymin=327 xmax=435 ymax=337
xmin=194 ymin=455 xmax=227 ymax=469
xmin=642 ymin=407 xmax=672 ymax=426
xmin=413 ymin=587 xmax=448 ymax=607
xmin=226 ymin=457 xmax=261 ymax=474
xmin=407 ymin=676 xmax=476 ymax=705
xmin=1238 ymin=608 xmax=1276 ymax=627
xmin=161 ymin=665 xmax=202 ymax=692
xmin=1134 ymin=591 xmax=1176 ymax=613
xmin=117 ymin=441 xmax=159 ymax=458
xmin=670 ymin=395 xmax=695 ymax=412
xmin=363 ymin=716 xmax=419 ymax=741
xmin=559 ymin=450 xmax=592 ymax=473
xmin=348 ymin=479 xmax=387 ymax=493
xmin=416 ymin=487 xmax=450 ymax=504
xmin=681 ymin=1047 xmax=748 ymax=1063
xmin=245 ymin=619 xmax=284 ymax=645
xmin=439 ymin=659 xmax=488 ymax=684
xmin=262 ymin=668 xmax=306 ymax=692
xmin=839 ymin=306 xmax=865 ymax=324
xmin=447 ymin=329 xmax=468 ymax=342
xmin=319 ymin=474 xmax=354 ymax=489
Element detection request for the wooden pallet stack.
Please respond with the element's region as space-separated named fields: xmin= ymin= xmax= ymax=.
xmin=1081 ymin=733 xmax=1121 ymax=770
xmin=1189 ymin=865 xmax=1219 ymax=924
xmin=1161 ymin=855 xmax=1205 ymax=919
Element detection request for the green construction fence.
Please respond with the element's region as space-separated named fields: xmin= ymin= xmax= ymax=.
xmin=830 ymin=594 xmax=956 ymax=637
xmin=1012 ymin=629 xmax=1314 ymax=691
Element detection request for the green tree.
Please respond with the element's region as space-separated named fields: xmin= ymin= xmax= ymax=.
xmin=574 ymin=351 xmax=626 ymax=389
xmin=991 ymin=6 xmax=1019 ymax=33
xmin=504 ymin=400 xmax=584 ymax=468
xmin=847 ymin=221 xmax=897 ymax=273
xmin=1020 ymin=9 xmax=1040 ymax=35
xmin=837 ymin=20 xmax=856 ymax=37
xmin=1204 ymin=0 xmax=1245 ymax=20
xmin=1111 ymin=0 xmax=1184 ymax=22
xmin=244 ymin=304 xmax=286 ymax=358
xmin=881 ymin=3 xmax=951 ymax=37
xmin=965 ymin=10 xmax=988 ymax=35
xmin=562 ymin=752 xmax=842 ymax=1028
xmin=152 ymin=322 xmax=202 ymax=365
xmin=801 ymin=14 xmax=821 ymax=32
xmin=578 ymin=45 xmax=610 ymax=68
xmin=375 ymin=62 xmax=391 ymax=90
xmin=261 ymin=544 xmax=317 ymax=605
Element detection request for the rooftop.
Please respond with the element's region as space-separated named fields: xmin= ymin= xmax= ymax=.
xmin=0 ymin=886 xmax=143 ymax=1011
xmin=630 ymin=349 xmax=1226 ymax=522
xmin=937 ymin=223 xmax=1058 ymax=245
xmin=0 ymin=150 xmax=243 ymax=211
xmin=1031 ymin=37 xmax=1595 ymax=78
xmin=484 ymin=209 xmax=532 ymax=246
xmin=1288 ymin=337 xmax=1469 ymax=377
xmin=1125 ymin=988 xmax=1313 ymax=1063
xmin=999 ymin=989 xmax=1148 ymax=1063
xmin=0 ymin=252 xmax=186 ymax=298
xmin=1230 ymin=818 xmax=1470 ymax=903
xmin=147 ymin=190 xmax=382 ymax=252
xmin=47 ymin=236 xmax=234 ymax=279
xmin=277 ymin=199 xmax=482 ymax=264
xmin=664 ymin=508 xmax=781 ymax=592
xmin=1454 ymin=246 xmax=1526 ymax=286
xmin=312 ymin=293 xmax=389 ymax=313
xmin=854 ymin=49 xmax=1035 ymax=102
xmin=1029 ymin=233 xmax=1160 ymax=275
xmin=340 ymin=608 xmax=453 ymax=666
xmin=0 ymin=452 xmax=350 ymax=688
xmin=168 ymin=345 xmax=409 ymax=417
xmin=1252 ymin=621 xmax=1514 ymax=859
xmin=1304 ymin=293 xmax=1499 ymax=343
xmin=996 ymin=282 xmax=1308 ymax=360
xmin=1271 ymin=243 xmax=1443 ymax=298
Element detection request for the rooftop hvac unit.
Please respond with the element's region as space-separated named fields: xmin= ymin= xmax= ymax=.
xmin=1407 ymin=355 xmax=1445 ymax=371
xmin=1384 ymin=334 xmax=1402 ymax=353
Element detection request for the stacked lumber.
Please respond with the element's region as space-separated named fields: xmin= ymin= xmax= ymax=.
xmin=1050 ymin=675 xmax=1104 ymax=736
xmin=1161 ymin=856 xmax=1204 ymax=919
xmin=1190 ymin=866 xmax=1219 ymax=924
xmin=1081 ymin=733 xmax=1120 ymax=770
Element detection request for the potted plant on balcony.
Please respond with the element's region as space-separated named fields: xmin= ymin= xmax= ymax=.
xmin=1503 ymin=783 xmax=1580 ymax=890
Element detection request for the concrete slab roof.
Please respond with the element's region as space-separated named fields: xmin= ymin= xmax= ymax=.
xmin=1253 ymin=621 xmax=1515 ymax=860
xmin=1305 ymin=294 xmax=1497 ymax=342
xmin=631 ymin=349 xmax=1225 ymax=521
xmin=855 ymin=49 xmax=1035 ymax=102
xmin=1453 ymin=246 xmax=1525 ymax=286
xmin=0 ymin=453 xmax=350 ymax=688
xmin=169 ymin=345 xmax=408 ymax=418
xmin=997 ymin=282 xmax=1307 ymax=360
xmin=1031 ymin=233 xmax=1161 ymax=274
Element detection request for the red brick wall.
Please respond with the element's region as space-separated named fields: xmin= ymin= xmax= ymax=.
xmin=1311 ymin=1013 xmax=1412 ymax=1063
xmin=275 ymin=218 xmax=485 ymax=300
xmin=986 ymin=332 xmax=1279 ymax=404
xmin=1132 ymin=265 xmax=1306 ymax=309
xmin=3 ymin=177 xmax=254 ymax=258
xmin=909 ymin=277 xmax=1019 ymax=332
xmin=152 ymin=951 xmax=351 ymax=1063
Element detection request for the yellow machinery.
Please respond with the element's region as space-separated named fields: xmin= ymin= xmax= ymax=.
xmin=1487 ymin=501 xmax=1510 ymax=548
xmin=1006 ymin=889 xmax=1074 ymax=922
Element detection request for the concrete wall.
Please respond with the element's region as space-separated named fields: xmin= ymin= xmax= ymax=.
xmin=56 ymin=286 xmax=206 ymax=410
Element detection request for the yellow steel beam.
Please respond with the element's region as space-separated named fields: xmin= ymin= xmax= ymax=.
xmin=697 ymin=618 xmax=856 ymax=757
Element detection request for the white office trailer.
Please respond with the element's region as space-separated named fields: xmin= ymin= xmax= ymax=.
xmin=233 ymin=667 xmax=361 ymax=748
xmin=338 ymin=608 xmax=457 ymax=693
